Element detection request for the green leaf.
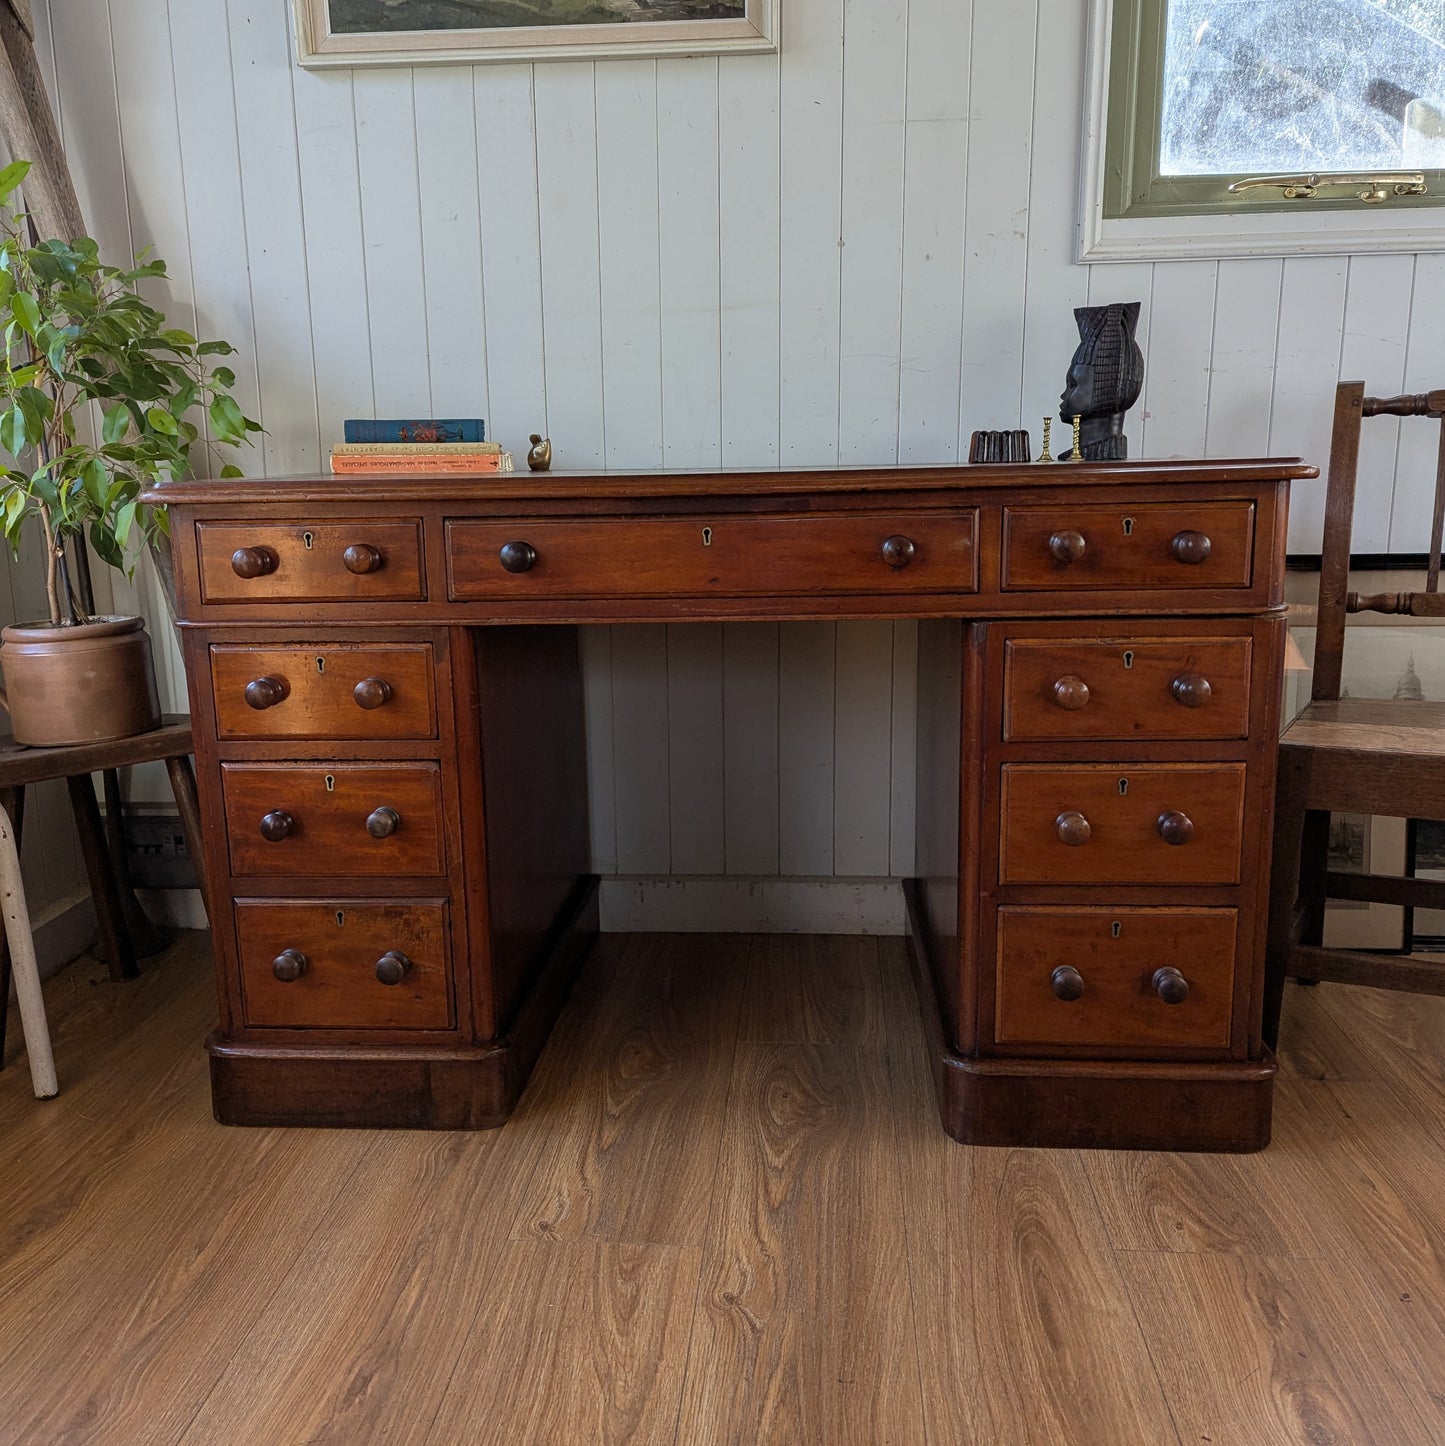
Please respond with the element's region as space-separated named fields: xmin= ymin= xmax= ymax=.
xmin=9 ymin=291 xmax=39 ymax=338
xmin=145 ymin=406 xmax=178 ymax=435
xmin=0 ymin=160 xmax=30 ymax=205
xmin=212 ymin=366 xmax=236 ymax=389
xmin=81 ymin=457 xmax=109 ymax=507
xmin=220 ymin=464 xmax=244 ymax=478
xmin=113 ymin=498 xmax=137 ymax=550
xmin=209 ymin=394 xmax=245 ymax=444
xmin=160 ymin=328 xmax=196 ymax=348
xmin=197 ymin=340 xmax=234 ymax=356
xmin=0 ymin=406 xmax=27 ymax=456
xmin=102 ymin=403 xmax=130 ymax=444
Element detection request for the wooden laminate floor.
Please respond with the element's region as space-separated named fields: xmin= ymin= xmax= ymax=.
xmin=3 ymin=932 xmax=1445 ymax=1444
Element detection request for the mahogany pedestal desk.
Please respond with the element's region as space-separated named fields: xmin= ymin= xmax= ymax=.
xmin=147 ymin=459 xmax=1313 ymax=1151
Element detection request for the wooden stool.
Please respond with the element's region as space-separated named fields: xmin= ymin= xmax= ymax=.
xmin=0 ymin=715 xmax=207 ymax=1084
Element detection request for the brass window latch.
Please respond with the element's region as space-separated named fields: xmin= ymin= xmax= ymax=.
xmin=1228 ymin=171 xmax=1428 ymax=204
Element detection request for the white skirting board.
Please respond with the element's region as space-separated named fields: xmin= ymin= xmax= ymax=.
xmin=598 ymin=876 xmax=906 ymax=934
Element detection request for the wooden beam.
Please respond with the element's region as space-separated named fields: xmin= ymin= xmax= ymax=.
xmin=0 ymin=1 xmax=84 ymax=243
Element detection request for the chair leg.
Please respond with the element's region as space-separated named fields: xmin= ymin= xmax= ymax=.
xmin=164 ymin=753 xmax=208 ymax=909
xmin=1264 ymin=749 xmax=1311 ymax=1049
xmin=101 ymin=766 xmax=169 ymax=958
xmin=0 ymin=805 xmax=56 ymax=1097
xmin=0 ymin=784 xmax=22 ymax=1071
xmin=67 ymin=773 xmax=137 ymax=983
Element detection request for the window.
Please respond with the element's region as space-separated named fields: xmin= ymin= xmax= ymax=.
xmin=1081 ymin=0 xmax=1445 ymax=259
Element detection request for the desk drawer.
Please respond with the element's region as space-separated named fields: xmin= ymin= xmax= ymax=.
xmin=210 ymin=644 xmax=437 ymax=740
xmin=236 ymin=899 xmax=452 ymax=1030
xmin=1003 ymin=635 xmax=1252 ymax=742
xmin=446 ymin=511 xmax=977 ymax=599
xmin=999 ymin=763 xmax=1246 ymax=885
xmin=198 ymin=521 xmax=424 ymax=603
xmin=995 ymin=906 xmax=1236 ymax=1049
xmin=222 ymin=763 xmax=445 ymax=877
xmin=1001 ymin=502 xmax=1255 ymax=591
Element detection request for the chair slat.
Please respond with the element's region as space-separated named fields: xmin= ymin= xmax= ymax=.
xmin=1346 ymin=590 xmax=1445 ymax=617
xmin=1362 ymin=390 xmax=1445 ymax=417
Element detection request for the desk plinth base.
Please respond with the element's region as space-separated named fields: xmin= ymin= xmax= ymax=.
xmin=903 ymin=880 xmax=1275 ymax=1153
xmin=208 ymin=877 xmax=600 ymax=1130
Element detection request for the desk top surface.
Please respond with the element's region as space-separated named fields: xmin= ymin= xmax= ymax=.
xmin=146 ymin=458 xmax=1318 ymax=508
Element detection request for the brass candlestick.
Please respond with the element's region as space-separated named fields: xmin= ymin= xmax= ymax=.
xmin=1039 ymin=417 xmax=1053 ymax=463
xmin=1071 ymin=414 xmax=1083 ymax=462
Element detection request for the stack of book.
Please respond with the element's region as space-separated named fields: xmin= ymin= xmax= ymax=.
xmin=329 ymin=418 xmax=514 ymax=475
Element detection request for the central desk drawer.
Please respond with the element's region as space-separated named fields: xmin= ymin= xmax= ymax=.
xmin=197 ymin=520 xmax=425 ymax=604
xmin=222 ymin=763 xmax=445 ymax=877
xmin=1002 ymin=502 xmax=1255 ymax=591
xmin=999 ymin=763 xmax=1247 ymax=885
xmin=210 ymin=644 xmax=438 ymax=740
xmin=445 ymin=511 xmax=978 ymax=599
xmin=236 ymin=899 xmax=453 ymax=1030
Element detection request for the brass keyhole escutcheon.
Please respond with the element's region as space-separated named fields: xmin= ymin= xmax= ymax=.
xmin=1118 ymin=777 xmax=1129 ymax=796
xmin=1122 ymin=650 xmax=1134 ymax=669
xmin=1111 ymin=921 xmax=1122 ymax=939
xmin=1122 ymin=517 xmax=1134 ymax=536
xmin=316 ymin=656 xmax=326 ymax=674
xmin=325 ymin=774 xmax=336 ymax=793
xmin=335 ymin=909 xmax=345 ymax=926
xmin=303 ymin=530 xmax=314 ymax=549
xmin=702 ymin=526 xmax=713 ymax=547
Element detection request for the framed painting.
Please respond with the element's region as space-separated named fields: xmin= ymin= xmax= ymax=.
xmin=294 ymin=0 xmax=778 ymax=67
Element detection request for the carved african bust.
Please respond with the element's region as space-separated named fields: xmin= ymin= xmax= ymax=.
xmin=1059 ymin=302 xmax=1145 ymax=461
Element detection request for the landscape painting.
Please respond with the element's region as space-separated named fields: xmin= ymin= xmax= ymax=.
xmin=295 ymin=0 xmax=776 ymax=66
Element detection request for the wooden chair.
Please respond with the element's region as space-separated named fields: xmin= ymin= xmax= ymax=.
xmin=0 ymin=715 xmax=207 ymax=1090
xmin=1264 ymin=381 xmax=1445 ymax=1045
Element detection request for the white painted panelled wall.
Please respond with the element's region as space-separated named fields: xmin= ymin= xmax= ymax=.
xmin=16 ymin=0 xmax=1445 ymax=933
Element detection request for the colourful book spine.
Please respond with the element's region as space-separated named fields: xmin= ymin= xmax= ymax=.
xmin=328 ymin=451 xmax=513 ymax=475
xmin=343 ymin=418 xmax=485 ymax=444
xmin=332 ymin=440 xmax=502 ymax=455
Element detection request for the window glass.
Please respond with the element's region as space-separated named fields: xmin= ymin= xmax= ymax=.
xmin=1159 ymin=0 xmax=1445 ymax=176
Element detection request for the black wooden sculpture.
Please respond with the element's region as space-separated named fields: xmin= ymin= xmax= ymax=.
xmin=1059 ymin=302 xmax=1144 ymax=461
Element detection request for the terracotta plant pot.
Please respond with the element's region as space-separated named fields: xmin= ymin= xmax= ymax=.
xmin=0 ymin=615 xmax=162 ymax=746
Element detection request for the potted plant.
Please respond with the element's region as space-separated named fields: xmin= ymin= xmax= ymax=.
xmin=0 ymin=159 xmax=258 ymax=746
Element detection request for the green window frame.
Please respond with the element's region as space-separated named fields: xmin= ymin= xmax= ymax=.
xmin=1103 ymin=0 xmax=1445 ymax=221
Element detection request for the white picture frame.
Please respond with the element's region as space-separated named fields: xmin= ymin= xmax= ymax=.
xmin=294 ymin=0 xmax=778 ymax=68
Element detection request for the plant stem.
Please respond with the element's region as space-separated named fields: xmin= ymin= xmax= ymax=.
xmin=38 ymin=504 xmax=60 ymax=626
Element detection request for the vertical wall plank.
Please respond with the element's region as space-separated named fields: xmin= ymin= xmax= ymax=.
xmin=778 ymin=0 xmax=843 ymax=461
xmin=416 ymin=68 xmax=490 ymax=420
xmin=667 ymin=624 xmax=726 ymax=874
xmin=1269 ymin=255 xmax=1348 ymax=553
xmin=658 ymin=58 xmax=722 ymax=468
xmin=1389 ymin=254 xmax=1445 ymax=555
xmin=1338 ymin=255 xmax=1416 ymax=553
xmin=837 ymin=0 xmax=907 ymax=463
xmin=834 ymin=621 xmax=895 ymax=876
xmin=1204 ymin=259 xmax=1283 ymax=458
xmin=897 ymin=0 xmax=970 ymax=464
xmin=596 ymin=60 xmax=663 ymax=470
xmin=611 ymin=625 xmax=671 ymax=875
xmin=957 ymin=0 xmax=1039 ymax=443
xmin=719 ymin=53 xmax=781 ymax=468
xmin=1136 ymin=261 xmax=1217 ymax=459
xmin=535 ymin=62 xmax=606 ymax=469
xmin=778 ymin=622 xmax=835 ymax=875
xmin=723 ymin=623 xmax=780 ymax=875
xmin=474 ymin=66 xmax=546 ymax=457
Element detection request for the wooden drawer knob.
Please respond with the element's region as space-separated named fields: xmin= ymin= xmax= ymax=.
xmin=1152 ymin=966 xmax=1190 ymax=1004
xmin=1170 ymin=673 xmax=1212 ymax=708
xmin=353 ymin=677 xmax=392 ymax=710
xmin=1156 ymin=810 xmax=1195 ymax=846
xmin=1048 ymin=529 xmax=1087 ymax=563
xmin=272 ymin=948 xmax=307 ymax=982
xmin=259 ymin=809 xmax=294 ymax=842
xmin=342 ymin=542 xmax=382 ymax=574
xmin=1051 ymin=965 xmax=1085 ymax=1001
xmin=881 ymin=535 xmax=916 ymax=569
xmin=1055 ymin=811 xmax=1092 ymax=846
xmin=244 ymin=675 xmax=289 ymax=710
xmin=1171 ymin=529 xmax=1211 ymax=564
xmin=366 ymin=805 xmax=400 ymax=839
xmin=231 ymin=545 xmax=277 ymax=579
xmin=1052 ymin=674 xmax=1090 ymax=711
xmin=499 ymin=541 xmax=537 ymax=574
xmin=375 ymin=950 xmax=411 ymax=986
